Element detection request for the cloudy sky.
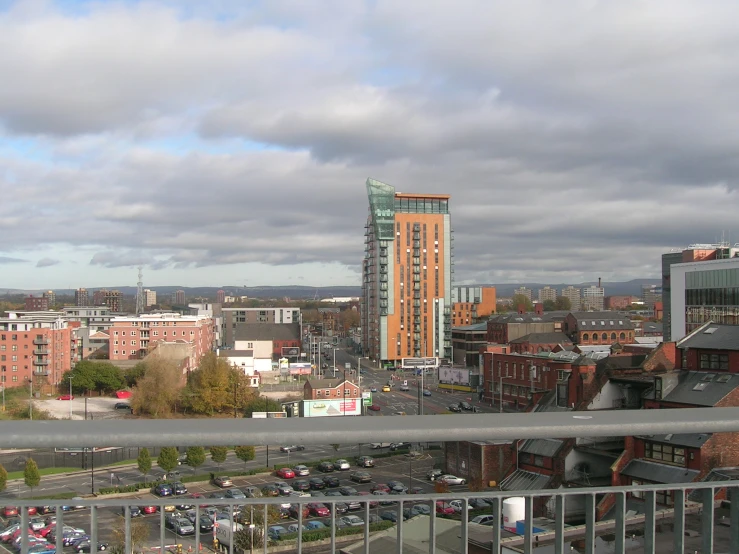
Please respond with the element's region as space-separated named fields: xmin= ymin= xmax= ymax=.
xmin=1 ymin=0 xmax=737 ymax=290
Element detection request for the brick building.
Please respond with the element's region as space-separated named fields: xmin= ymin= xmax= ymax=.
xmin=605 ymin=295 xmax=637 ymax=310
xmin=444 ymin=440 xmax=515 ymax=488
xmin=562 ymin=312 xmax=634 ymax=346
xmin=234 ymin=323 xmax=301 ymax=360
xmin=24 ymin=295 xmax=49 ymax=311
xmin=486 ymin=313 xmax=566 ymax=344
xmin=508 ymin=332 xmax=573 ymax=354
xmin=451 ymin=286 xmax=497 ymax=327
xmin=303 ymin=378 xmax=361 ymax=400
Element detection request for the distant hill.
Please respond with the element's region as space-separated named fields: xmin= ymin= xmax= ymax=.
xmin=2 ymin=280 xmax=659 ymax=300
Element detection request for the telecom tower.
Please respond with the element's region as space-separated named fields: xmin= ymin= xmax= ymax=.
xmin=135 ymin=266 xmax=144 ymax=315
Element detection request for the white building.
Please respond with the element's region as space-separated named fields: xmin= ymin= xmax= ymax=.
xmin=144 ymin=289 xmax=157 ymax=307
xmin=581 ymin=285 xmax=605 ymax=311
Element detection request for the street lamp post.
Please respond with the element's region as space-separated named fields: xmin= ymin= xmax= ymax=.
xmin=69 ymin=376 xmax=74 ymax=420
xmin=27 ymin=377 xmax=33 ymax=421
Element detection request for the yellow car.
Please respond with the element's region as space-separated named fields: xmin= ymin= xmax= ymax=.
xmin=382 ymin=385 xmax=391 ymax=392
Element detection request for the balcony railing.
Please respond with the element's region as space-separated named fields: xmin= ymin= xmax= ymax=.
xmin=33 ymin=337 xmax=49 ymax=345
xmin=1 ymin=409 xmax=738 ymax=554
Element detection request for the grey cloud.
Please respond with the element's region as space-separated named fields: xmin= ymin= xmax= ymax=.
xmin=36 ymin=258 xmax=60 ymax=267
xmin=0 ymin=256 xmax=26 ymax=264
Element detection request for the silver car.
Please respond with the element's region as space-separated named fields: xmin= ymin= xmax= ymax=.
xmin=334 ymin=459 xmax=351 ymax=471
xmin=174 ymin=518 xmax=195 ymax=535
xmin=293 ymin=465 xmax=310 ymax=476
xmin=437 ymin=474 xmax=467 ymax=486
xmin=340 ymin=515 xmax=365 ymax=527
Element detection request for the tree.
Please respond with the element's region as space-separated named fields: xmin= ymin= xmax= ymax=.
xmin=510 ymin=294 xmax=534 ymax=313
xmin=233 ymin=505 xmax=282 ymax=549
xmin=330 ymin=444 xmax=340 ymax=452
xmin=62 ymin=361 xmax=124 ymax=395
xmin=94 ymin=363 xmax=125 ymax=393
xmin=111 ymin=517 xmax=149 ymax=553
xmin=0 ymin=463 xmax=7 ymax=493
xmin=137 ymin=448 xmax=152 ymax=481
xmin=24 ymin=457 xmax=40 ymax=492
xmin=210 ymin=446 xmax=228 ymax=467
xmin=158 ymin=447 xmax=179 ymax=474
xmin=339 ymin=309 xmax=360 ymax=333
xmin=186 ymin=353 xmax=256 ymax=415
xmin=124 ymin=362 xmax=147 ymax=388
xmin=234 ymin=446 xmax=255 ymax=470
xmin=542 ymin=299 xmax=556 ymax=312
xmin=130 ymin=357 xmax=183 ymax=417
xmin=185 ymin=446 xmax=206 ymax=470
xmin=554 ymin=296 xmax=572 ymax=311
xmin=242 ymin=397 xmax=282 ymax=417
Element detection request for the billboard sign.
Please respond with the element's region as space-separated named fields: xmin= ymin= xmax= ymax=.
xmin=361 ymin=391 xmax=372 ymax=406
xmin=251 ymin=411 xmax=287 ymax=418
xmin=401 ymin=357 xmax=439 ymax=368
xmin=282 ymin=347 xmax=300 ymax=357
xmin=439 ymin=366 xmax=471 ymax=386
xmin=302 ymin=399 xmax=361 ymax=417
xmin=289 ymin=363 xmax=312 ymax=375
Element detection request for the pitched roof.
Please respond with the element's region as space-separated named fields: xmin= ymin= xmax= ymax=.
xmin=452 ymin=322 xmax=488 ymax=332
xmin=234 ymin=323 xmax=300 ymax=342
xmin=620 ymin=459 xmax=698 ymax=484
xmin=499 ymin=469 xmax=551 ymax=491
xmin=642 ymin=322 xmax=663 ymax=334
xmin=570 ymin=312 xmax=634 ymax=330
xmin=634 ymin=433 xmax=711 ymax=449
xmin=518 ymin=438 xmax=564 ymax=457
xmin=677 ymin=323 xmax=739 ymax=351
xmin=661 ymin=371 xmax=739 ymax=407
xmin=304 ymin=378 xmax=356 ymax=390
xmin=510 ymin=332 xmax=573 ymax=345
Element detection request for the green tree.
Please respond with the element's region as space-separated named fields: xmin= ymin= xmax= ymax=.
xmin=130 ymin=357 xmax=183 ymax=417
xmin=330 ymin=444 xmax=340 ymax=452
xmin=24 ymin=457 xmax=40 ymax=492
xmin=186 ymin=353 xmax=255 ymax=415
xmin=234 ymin=446 xmax=255 ymax=470
xmin=554 ymin=296 xmax=572 ymax=311
xmin=210 ymin=446 xmax=228 ymax=468
xmin=94 ymin=363 xmax=125 ymax=394
xmin=124 ymin=362 xmax=147 ymax=388
xmin=137 ymin=448 xmax=152 ymax=481
xmin=242 ymin=397 xmax=282 ymax=417
xmin=510 ymin=294 xmax=534 ymax=312
xmin=62 ymin=361 xmax=124 ymax=395
xmin=542 ymin=299 xmax=556 ymax=311
xmin=158 ymin=447 xmax=179 ymax=474
xmin=0 ymin=463 xmax=7 ymax=493
xmin=185 ymin=446 xmax=206 ymax=470
xmin=233 ymin=505 xmax=282 ymax=549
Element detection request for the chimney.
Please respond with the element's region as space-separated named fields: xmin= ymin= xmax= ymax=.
xmin=518 ymin=304 xmax=526 ymax=315
xmin=534 ymin=303 xmax=544 ymax=315
xmin=598 ymin=277 xmax=602 ymax=288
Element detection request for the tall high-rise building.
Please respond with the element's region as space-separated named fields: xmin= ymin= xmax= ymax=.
xmin=144 ymin=289 xmax=157 ymax=307
xmin=173 ymin=290 xmax=186 ymax=305
xmin=537 ymin=286 xmax=557 ymax=303
xmin=582 ymin=282 xmax=605 ymax=311
xmin=42 ymin=290 xmax=56 ymax=307
xmin=513 ymin=287 xmax=532 ymax=301
xmin=216 ymin=289 xmax=226 ymax=304
xmin=560 ymin=286 xmax=581 ymax=311
xmin=75 ymin=288 xmax=89 ymax=306
xmin=361 ymin=179 xmax=452 ymax=364
xmin=24 ymin=295 xmax=49 ymax=311
xmin=92 ymin=289 xmax=107 ymax=306
xmin=104 ymin=290 xmax=123 ymax=312
xmin=451 ymin=286 xmax=496 ymax=326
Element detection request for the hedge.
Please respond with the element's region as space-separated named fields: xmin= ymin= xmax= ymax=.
xmin=273 ymin=520 xmax=395 ymax=544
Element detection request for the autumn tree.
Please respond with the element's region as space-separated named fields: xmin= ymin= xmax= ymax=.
xmin=339 ymin=308 xmax=360 ymax=332
xmin=137 ymin=448 xmax=152 ymax=481
xmin=554 ymin=296 xmax=572 ymax=311
xmin=0 ymin=464 xmax=6 ymax=493
xmin=210 ymin=446 xmax=228 ymax=468
xmin=130 ymin=357 xmax=183 ymax=417
xmin=234 ymin=446 xmax=255 ymax=470
xmin=185 ymin=446 xmax=206 ymax=470
xmin=186 ymin=353 xmax=255 ymax=415
xmin=112 ymin=517 xmax=150 ymax=553
xmin=510 ymin=294 xmax=533 ymax=313
xmin=233 ymin=505 xmax=282 ymax=549
xmin=24 ymin=458 xmax=40 ymax=492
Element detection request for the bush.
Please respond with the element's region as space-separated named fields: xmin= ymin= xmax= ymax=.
xmin=272 ymin=520 xmax=394 ymax=544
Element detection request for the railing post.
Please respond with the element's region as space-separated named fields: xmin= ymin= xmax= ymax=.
xmin=429 ymin=498 xmax=437 ymax=553
xmin=701 ymin=487 xmax=714 ymax=554
xmin=614 ymin=492 xmax=626 ymax=554
xmin=54 ymin=507 xmax=64 ymax=553
xmin=91 ymin=506 xmax=98 ymax=554
xmin=330 ymin=500 xmax=336 ymax=554
xmin=491 ymin=496 xmax=501 ymax=554
xmin=554 ymin=494 xmax=565 ymax=554
xmin=523 ymin=495 xmax=533 ymax=554
xmin=20 ymin=507 xmax=28 ymax=554
xmin=264 ymin=504 xmax=269 ymax=554
xmin=124 ymin=505 xmax=132 ymax=554
xmin=731 ymin=486 xmax=739 ymax=554
xmin=673 ymin=488 xmax=685 ymax=554
xmin=297 ymin=501 xmax=303 ymax=553
xmin=644 ymin=490 xmax=656 ymax=554
xmin=397 ymin=499 xmax=404 ymax=554
xmin=364 ymin=499 xmax=370 ymax=554
xmin=584 ymin=493 xmax=595 ymax=554
xmin=160 ymin=507 xmax=166 ymax=551
xmin=459 ymin=498 xmax=468 ymax=554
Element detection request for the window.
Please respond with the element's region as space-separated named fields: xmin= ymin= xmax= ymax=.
xmin=699 ymin=353 xmax=729 ymax=370
xmin=611 ymin=332 xmax=617 ymax=341
xmin=644 ymin=442 xmax=686 ymax=465
xmin=122 ymin=350 xmax=126 ymax=355
xmin=114 ymin=331 xmax=119 ymax=336
xmin=153 ymin=331 xmax=158 ymax=337
xmin=324 ymin=390 xmax=330 ymax=397
xmin=344 ymin=388 xmax=351 ymax=396
xmin=316 ymin=390 xmax=322 ymax=396
xmin=122 ymin=331 xmax=126 ymax=336
xmin=582 ymin=333 xmax=589 ymax=342
xmin=620 ymin=332 xmax=626 ymax=340
xmin=601 ymin=333 xmax=607 ymax=341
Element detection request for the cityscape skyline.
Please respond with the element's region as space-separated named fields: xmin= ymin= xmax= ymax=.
xmin=3 ymin=1 xmax=739 ymax=289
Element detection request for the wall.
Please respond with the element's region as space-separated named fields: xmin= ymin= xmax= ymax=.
xmin=585 ymin=381 xmax=624 ymax=411
xmin=682 ymin=348 xmax=739 ymax=372
xmin=444 ymin=441 xmax=515 ymax=487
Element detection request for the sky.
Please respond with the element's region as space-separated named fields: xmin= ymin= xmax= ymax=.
xmin=1 ymin=0 xmax=739 ymax=290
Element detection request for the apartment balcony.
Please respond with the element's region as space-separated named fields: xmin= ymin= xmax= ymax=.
xmin=34 ymin=358 xmax=49 ymax=365
xmin=33 ymin=369 xmax=49 ymax=376
xmin=1 ymin=409 xmax=738 ymax=554
xmin=33 ymin=337 xmax=49 ymax=345
xmin=33 ymin=348 xmax=49 ymax=355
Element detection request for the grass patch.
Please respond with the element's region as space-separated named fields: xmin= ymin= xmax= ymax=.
xmin=30 ymin=492 xmax=78 ymax=500
xmin=6 ymin=467 xmax=78 ymax=480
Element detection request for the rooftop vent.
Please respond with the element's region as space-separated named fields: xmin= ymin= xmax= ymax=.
xmin=704 ymin=327 xmax=718 ymax=334
xmin=701 ymin=374 xmax=715 ymax=382
xmin=693 ymin=382 xmax=709 ymax=391
xmin=717 ymin=375 xmax=732 ymax=383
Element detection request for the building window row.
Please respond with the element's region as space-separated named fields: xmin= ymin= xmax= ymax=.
xmin=644 ymin=442 xmax=686 ymax=466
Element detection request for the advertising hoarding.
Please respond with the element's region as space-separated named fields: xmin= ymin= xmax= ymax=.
xmin=302 ymin=399 xmax=361 ymax=417
xmin=251 ymin=412 xmax=287 ymax=418
xmin=282 ymin=347 xmax=300 ymax=357
xmin=438 ymin=366 xmax=471 ymax=386
xmin=361 ymin=391 xmax=372 ymax=406
xmin=401 ymin=357 xmax=439 ymax=368
xmin=289 ymin=363 xmax=312 ymax=375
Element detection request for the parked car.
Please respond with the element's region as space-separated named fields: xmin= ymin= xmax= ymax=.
xmin=153 ymin=483 xmax=173 ymax=497
xmin=317 ymin=461 xmax=335 ymax=473
xmin=411 ymin=504 xmax=431 ymax=516
xmin=212 ymin=476 xmax=233 ymax=488
xmin=2 ymin=506 xmax=18 ymax=518
xmin=437 ymin=475 xmax=467 ymax=486
xmin=449 ymin=499 xmax=472 ymax=513
xmin=371 ymin=483 xmax=390 ymax=493
xmin=274 ymin=481 xmax=294 ymax=496
xmin=305 ymin=521 xmax=326 ymax=530
xmin=308 ymin=503 xmax=330 ymax=517
xmin=339 ymin=486 xmax=359 ymax=496
xmin=267 ymin=526 xmax=288 ymax=541
xmin=198 ymin=516 xmax=214 ymax=532
xmin=293 ymin=465 xmax=310 ymax=476
xmin=279 ymin=445 xmax=305 ymax=453
xmin=74 ymin=540 xmax=110 ymax=552
xmin=261 ymin=485 xmax=280 ymax=497
xmin=114 ymin=402 xmax=131 ymax=410
xmin=356 ymin=455 xmax=375 ymax=467
xmin=57 ymin=394 xmax=74 ymax=400
xmin=276 ymin=467 xmax=296 ymax=479
xmin=293 ymin=479 xmax=311 ymax=491
xmin=334 ymin=459 xmax=350 ymax=471
xmin=426 ymin=469 xmax=444 ymax=481
xmin=224 ymin=488 xmax=246 ymax=500
xmin=448 ymin=404 xmax=462 ymax=413
xmin=244 ymin=486 xmax=262 ymax=498
xmin=308 ymin=477 xmax=326 ymax=490
xmin=172 ymin=482 xmax=188 ymax=495
xmin=340 ymin=515 xmax=364 ymax=527
xmin=409 ymin=486 xmax=427 ymax=494
xmin=140 ymin=505 xmax=157 ymax=514
xmin=28 ymin=518 xmax=46 ymax=531
xmin=322 ymin=475 xmax=340 ymax=488
xmin=380 ymin=511 xmax=399 ymax=522
xmin=288 ymin=504 xmax=310 ymax=519
xmin=435 ymin=501 xmax=456 ymax=515
xmin=387 ymin=480 xmax=408 ymax=493
xmin=459 ymin=401 xmax=473 ymax=411
xmin=350 ymin=471 xmax=371 ymax=483
xmin=469 ymin=498 xmax=491 ymax=510
xmin=471 ymin=514 xmax=496 ymax=526
xmin=390 ymin=442 xmax=411 ymax=451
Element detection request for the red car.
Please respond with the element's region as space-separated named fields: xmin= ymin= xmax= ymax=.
xmin=288 ymin=504 xmax=310 ymax=519
xmin=371 ymin=483 xmax=390 ymax=493
xmin=3 ymin=506 xmax=18 ymax=518
xmin=140 ymin=505 xmax=158 ymax=514
xmin=368 ymin=404 xmax=381 ymax=411
xmin=276 ymin=467 xmax=295 ymax=479
xmin=27 ymin=506 xmax=38 ymax=516
xmin=56 ymin=395 xmax=74 ymax=400
xmin=358 ymin=491 xmax=378 ymax=508
xmin=435 ymin=501 xmax=455 ymax=515
xmin=307 ymin=503 xmax=330 ymax=517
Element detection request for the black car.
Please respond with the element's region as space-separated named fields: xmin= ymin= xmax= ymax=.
xmin=469 ymin=498 xmax=491 ymax=509
xmin=339 ymin=486 xmax=359 ymax=496
xmin=114 ymin=402 xmax=131 ymax=410
xmin=172 ymin=482 xmax=188 ymax=495
xmin=380 ymin=511 xmax=398 ymax=522
xmin=459 ymin=401 xmax=473 ymax=411
xmin=387 ymin=480 xmax=408 ymax=494
xmin=74 ymin=541 xmax=110 ymax=552
xmin=448 ymin=404 xmax=462 ymax=413
xmin=199 ymin=516 xmax=214 ymax=532
xmin=389 ymin=442 xmax=411 ymax=451
xmin=317 ymin=461 xmax=335 ymax=473
xmin=309 ymin=477 xmax=326 ymax=490
xmin=322 ymin=475 xmax=341 ymax=488
xmin=293 ymin=479 xmax=311 ymax=491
